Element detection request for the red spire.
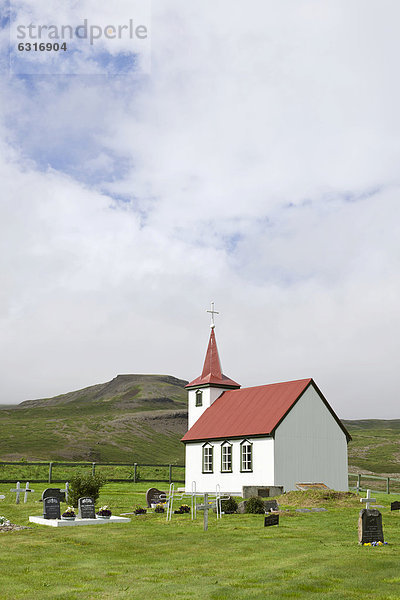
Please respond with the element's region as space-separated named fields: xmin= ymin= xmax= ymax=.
xmin=186 ymin=328 xmax=240 ymax=389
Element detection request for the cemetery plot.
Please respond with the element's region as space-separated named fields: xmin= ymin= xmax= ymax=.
xmin=29 ymin=515 xmax=131 ymax=527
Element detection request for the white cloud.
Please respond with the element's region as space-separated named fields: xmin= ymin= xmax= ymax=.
xmin=1 ymin=0 xmax=400 ymax=418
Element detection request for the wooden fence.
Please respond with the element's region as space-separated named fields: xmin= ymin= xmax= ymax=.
xmin=0 ymin=461 xmax=185 ymax=484
xmin=348 ymin=472 xmax=400 ymax=494
xmin=0 ymin=464 xmax=398 ymax=492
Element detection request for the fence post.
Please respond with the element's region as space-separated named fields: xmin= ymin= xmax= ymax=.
xmin=387 ymin=477 xmax=390 ymax=494
xmin=134 ymin=463 xmax=137 ymax=483
xmin=92 ymin=462 xmax=96 ymax=476
xmin=357 ymin=473 xmax=361 ymax=491
xmin=48 ymin=462 xmax=53 ymax=484
xmin=169 ymin=464 xmax=172 ymax=484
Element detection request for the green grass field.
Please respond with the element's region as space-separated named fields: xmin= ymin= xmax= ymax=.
xmin=1 ymin=482 xmax=400 ymax=599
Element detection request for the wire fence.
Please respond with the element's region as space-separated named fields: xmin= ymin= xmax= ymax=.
xmin=0 ymin=461 xmax=185 ymax=484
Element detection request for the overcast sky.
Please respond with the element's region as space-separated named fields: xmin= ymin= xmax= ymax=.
xmin=1 ymin=1 xmax=399 ymax=418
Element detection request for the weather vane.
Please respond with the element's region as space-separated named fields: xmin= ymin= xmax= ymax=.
xmin=206 ymin=301 xmax=219 ymax=329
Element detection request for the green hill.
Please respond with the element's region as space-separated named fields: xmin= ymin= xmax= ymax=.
xmin=1 ymin=377 xmax=400 ymax=476
xmin=344 ymin=419 xmax=400 ymax=476
xmin=0 ymin=374 xmax=188 ymax=463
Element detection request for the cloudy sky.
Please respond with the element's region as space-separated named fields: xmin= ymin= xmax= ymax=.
xmin=1 ymin=1 xmax=399 ymax=418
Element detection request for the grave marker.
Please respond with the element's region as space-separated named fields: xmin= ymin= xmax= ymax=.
xmin=264 ymin=514 xmax=279 ymax=527
xmin=358 ymin=509 xmax=384 ymax=544
xmin=78 ymin=497 xmax=96 ymax=519
xmin=197 ymin=493 xmax=214 ymax=531
xmin=145 ymin=488 xmax=166 ymax=507
xmin=43 ymin=497 xmax=61 ymax=520
xmin=360 ymin=489 xmax=376 ymax=510
xmin=391 ymin=501 xmax=400 ymax=511
xmin=23 ymin=482 xmax=34 ymax=503
xmin=359 ymin=489 xmax=383 ymax=544
xmin=10 ymin=482 xmax=21 ymax=504
xmin=42 ymin=488 xmax=66 ymax=503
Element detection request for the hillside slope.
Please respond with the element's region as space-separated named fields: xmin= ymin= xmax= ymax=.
xmin=0 ymin=374 xmax=188 ymax=463
xmin=1 ymin=377 xmax=400 ymax=475
xmin=344 ymin=419 xmax=400 ymax=475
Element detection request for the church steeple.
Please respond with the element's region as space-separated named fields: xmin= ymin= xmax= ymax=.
xmin=186 ymin=304 xmax=240 ymax=429
xmin=186 ymin=302 xmax=240 ymax=390
xmin=186 ymin=327 xmax=240 ymax=389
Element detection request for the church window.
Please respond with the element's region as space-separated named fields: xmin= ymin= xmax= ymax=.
xmin=202 ymin=442 xmax=213 ymax=473
xmin=221 ymin=441 xmax=232 ymax=472
xmin=240 ymin=440 xmax=253 ymax=472
xmin=195 ymin=390 xmax=203 ymax=407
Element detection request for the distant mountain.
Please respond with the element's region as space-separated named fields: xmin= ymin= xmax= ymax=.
xmin=0 ymin=374 xmax=189 ymax=463
xmin=1 ymin=378 xmax=399 ymax=475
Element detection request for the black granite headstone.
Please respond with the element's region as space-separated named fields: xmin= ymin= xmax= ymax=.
xmin=42 ymin=488 xmax=66 ymax=503
xmin=78 ymin=497 xmax=96 ymax=519
xmin=43 ymin=497 xmax=61 ymax=520
xmin=145 ymin=488 xmax=167 ymax=507
xmin=264 ymin=514 xmax=279 ymax=527
xmin=391 ymin=501 xmax=400 ymax=511
xmin=358 ymin=509 xmax=384 ymax=544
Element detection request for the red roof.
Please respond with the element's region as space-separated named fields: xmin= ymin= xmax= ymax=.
xmin=186 ymin=328 xmax=240 ymax=389
xmin=182 ymin=378 xmax=351 ymax=442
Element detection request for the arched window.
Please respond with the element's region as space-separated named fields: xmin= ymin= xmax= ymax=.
xmin=240 ymin=440 xmax=253 ymax=472
xmin=195 ymin=390 xmax=203 ymax=407
xmin=221 ymin=441 xmax=232 ymax=472
xmin=202 ymin=442 xmax=213 ymax=473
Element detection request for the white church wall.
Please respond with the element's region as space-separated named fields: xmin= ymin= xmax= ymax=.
xmin=187 ymin=387 xmax=225 ymax=429
xmin=273 ymin=384 xmax=349 ymax=491
xmin=184 ymin=436 xmax=275 ymax=495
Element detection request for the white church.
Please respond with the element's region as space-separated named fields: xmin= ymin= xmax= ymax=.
xmin=182 ymin=309 xmax=350 ymax=495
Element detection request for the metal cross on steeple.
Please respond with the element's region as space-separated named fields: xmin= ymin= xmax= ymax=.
xmin=206 ymin=301 xmax=219 ymax=329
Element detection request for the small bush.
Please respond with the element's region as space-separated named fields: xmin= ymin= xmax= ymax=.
xmin=221 ymin=497 xmax=238 ymax=514
xmin=68 ymin=472 xmax=105 ymax=507
xmin=244 ymin=497 xmax=265 ymax=514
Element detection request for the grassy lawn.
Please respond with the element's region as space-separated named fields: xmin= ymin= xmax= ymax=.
xmin=1 ymin=483 xmax=400 ymax=599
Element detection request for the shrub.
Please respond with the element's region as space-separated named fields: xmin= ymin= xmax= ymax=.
xmin=220 ymin=497 xmax=238 ymax=514
xmin=68 ymin=472 xmax=105 ymax=507
xmin=244 ymin=497 xmax=265 ymax=514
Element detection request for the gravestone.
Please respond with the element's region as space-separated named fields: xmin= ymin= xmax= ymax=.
xmin=42 ymin=488 xmax=66 ymax=503
xmin=78 ymin=497 xmax=96 ymax=519
xmin=145 ymin=488 xmax=166 ymax=507
xmin=358 ymin=509 xmax=384 ymax=544
xmin=264 ymin=514 xmax=279 ymax=527
xmin=391 ymin=501 xmax=400 ymax=511
xmin=43 ymin=497 xmax=61 ymax=520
